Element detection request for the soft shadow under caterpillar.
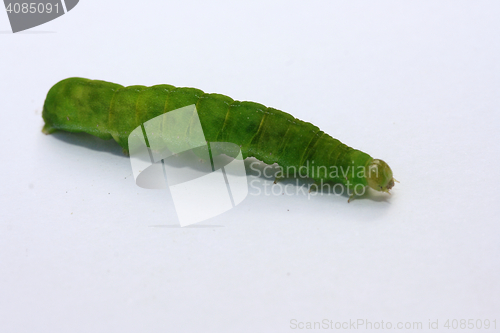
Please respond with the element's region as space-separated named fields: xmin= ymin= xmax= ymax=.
xmin=42 ymin=77 xmax=396 ymax=200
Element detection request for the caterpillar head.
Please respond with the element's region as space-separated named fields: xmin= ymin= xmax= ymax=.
xmin=366 ymin=159 xmax=395 ymax=193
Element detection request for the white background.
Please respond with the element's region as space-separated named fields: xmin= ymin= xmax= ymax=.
xmin=1 ymin=1 xmax=499 ymax=332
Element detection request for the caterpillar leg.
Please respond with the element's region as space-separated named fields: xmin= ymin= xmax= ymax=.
xmin=273 ymin=175 xmax=285 ymax=184
xmin=308 ymin=181 xmax=321 ymax=193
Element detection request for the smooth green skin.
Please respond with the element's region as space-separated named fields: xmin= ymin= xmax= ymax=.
xmin=42 ymin=77 xmax=395 ymax=193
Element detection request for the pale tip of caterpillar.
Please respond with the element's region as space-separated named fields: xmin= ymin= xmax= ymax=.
xmin=42 ymin=124 xmax=57 ymax=135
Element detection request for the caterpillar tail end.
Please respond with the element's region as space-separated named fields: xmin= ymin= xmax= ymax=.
xmin=42 ymin=124 xmax=58 ymax=135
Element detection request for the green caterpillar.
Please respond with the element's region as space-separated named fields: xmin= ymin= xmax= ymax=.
xmin=42 ymin=77 xmax=396 ymax=200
